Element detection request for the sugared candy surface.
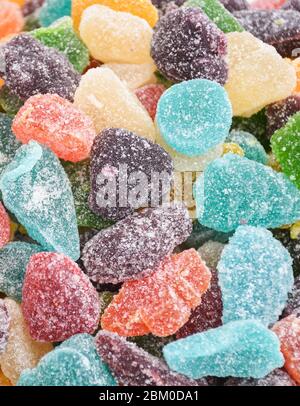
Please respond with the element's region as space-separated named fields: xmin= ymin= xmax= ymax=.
xmin=0 ymin=113 xmax=21 ymax=177
xmin=283 ymin=275 xmax=300 ymax=317
xmin=226 ymin=130 xmax=268 ymax=164
xmin=266 ymin=96 xmax=300 ymax=139
xmin=0 ymin=202 xmax=10 ymax=249
xmin=0 ymin=300 xmax=9 ymax=355
xmin=39 ymin=0 xmax=71 ymax=27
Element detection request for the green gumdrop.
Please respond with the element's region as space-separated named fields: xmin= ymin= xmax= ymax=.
xmin=271 ymin=112 xmax=300 ymax=189
xmin=31 ymin=17 xmax=89 ymax=73
xmin=0 ymin=86 xmax=23 ymax=117
xmin=0 ymin=113 xmax=21 ymax=177
xmin=184 ymin=0 xmax=244 ymax=33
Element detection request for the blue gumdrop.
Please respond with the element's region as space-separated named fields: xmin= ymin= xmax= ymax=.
xmin=218 ymin=226 xmax=294 ymax=326
xmin=0 ymin=242 xmax=44 ymax=302
xmin=0 ymin=141 xmax=80 ymax=260
xmin=163 ymin=320 xmax=284 ymax=379
xmin=156 ymin=79 xmax=232 ymax=157
xmin=17 ymin=334 xmax=117 ymax=386
xmin=0 ymin=113 xmax=21 ymax=177
xmin=227 ymin=130 xmax=268 ymax=164
xmin=39 ymin=0 xmax=71 ymax=27
xmin=194 ymin=153 xmax=300 ymax=232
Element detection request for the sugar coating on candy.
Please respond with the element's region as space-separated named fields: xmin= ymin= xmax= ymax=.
xmin=101 ymin=249 xmax=211 ymax=336
xmin=283 ymin=276 xmax=300 ymax=317
xmin=151 ymin=8 xmax=228 ymax=84
xmin=226 ymin=130 xmax=268 ymax=164
xmin=218 ymin=225 xmax=294 ymax=326
xmin=194 ymin=154 xmax=300 ymax=232
xmin=0 ymin=141 xmax=80 ymax=259
xmin=220 ymin=0 xmax=249 ymax=12
xmin=89 ymin=128 xmax=173 ymax=221
xmin=0 ymin=113 xmax=21 ymax=177
xmin=156 ymin=79 xmax=232 ymax=157
xmin=283 ymin=0 xmax=300 ymax=11
xmin=135 ymin=84 xmax=165 ymax=120
xmin=0 ymin=1 xmax=24 ymax=39
xmin=0 ymin=298 xmax=52 ymax=384
xmin=272 ymin=315 xmax=300 ymax=384
xmin=0 ymin=35 xmax=80 ymax=102
xmin=82 ymin=204 xmax=192 ymax=284
xmin=18 ymin=333 xmax=116 ymax=386
xmin=225 ymin=369 xmax=296 ymax=386
xmin=0 ymin=86 xmax=23 ymax=117
xmin=273 ymin=229 xmax=300 ymax=277
xmin=13 ymin=94 xmax=97 ymax=162
xmin=225 ymin=32 xmax=296 ymax=117
xmin=266 ymin=96 xmax=300 ymax=140
xmin=96 ymin=331 xmax=207 ymax=386
xmin=0 ymin=202 xmax=10 ymax=249
xmin=74 ymin=67 xmax=156 ymax=140
xmin=163 ymin=319 xmax=284 ymax=379
xmin=0 ymin=300 xmax=9 ymax=355
xmin=39 ymin=0 xmax=71 ymax=27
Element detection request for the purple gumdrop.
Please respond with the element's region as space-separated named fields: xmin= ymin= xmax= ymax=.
xmin=95 ymin=331 xmax=208 ymax=386
xmin=151 ymin=7 xmax=228 ymax=84
xmin=0 ymin=300 xmax=9 ymax=355
xmin=266 ymin=96 xmax=300 ymax=138
xmin=225 ymin=369 xmax=297 ymax=386
xmin=282 ymin=0 xmax=300 ymax=12
xmin=89 ymin=128 xmax=173 ymax=221
xmin=220 ymin=0 xmax=249 ymax=12
xmin=282 ymin=275 xmax=300 ymax=318
xmin=82 ymin=204 xmax=192 ymax=284
xmin=0 ymin=35 xmax=80 ymax=101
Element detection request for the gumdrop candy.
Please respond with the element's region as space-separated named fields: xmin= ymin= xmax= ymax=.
xmin=22 ymin=252 xmax=100 ymax=342
xmin=89 ymin=128 xmax=173 ymax=221
xmin=0 ymin=300 xmax=9 ymax=355
xmin=250 ymin=0 xmax=286 ymax=8
xmin=283 ymin=0 xmax=300 ymax=11
xmin=135 ymin=84 xmax=165 ymax=119
xmin=74 ymin=67 xmax=156 ymax=140
xmin=198 ymin=241 xmax=225 ymax=269
xmin=31 ymin=17 xmax=89 ymax=73
xmin=176 ymin=267 xmax=223 ymax=338
xmin=0 ymin=141 xmax=80 ymax=260
xmin=180 ymin=221 xmax=232 ymax=250
xmin=39 ymin=0 xmax=71 ymax=27
xmin=101 ymin=249 xmax=211 ymax=337
xmin=218 ymin=225 xmax=294 ymax=326
xmin=12 ymin=94 xmax=97 ymax=162
xmin=225 ymin=369 xmax=296 ymax=386
xmin=156 ymin=79 xmax=232 ymax=157
xmin=163 ymin=320 xmax=284 ymax=379
xmin=72 ymin=0 xmax=158 ymax=30
xmin=220 ymin=0 xmax=249 ymax=12
xmin=226 ymin=130 xmax=267 ymax=164
xmin=95 ymin=331 xmax=207 ymax=386
xmin=0 ymin=203 xmax=10 ymax=249
xmin=273 ymin=228 xmax=300 ymax=277
xmin=233 ymin=10 xmax=300 ymax=58
xmin=151 ymin=8 xmax=228 ymax=84
xmin=0 ymin=368 xmax=11 ymax=386
xmin=18 ymin=333 xmax=116 ymax=386
xmin=0 ymin=35 xmax=80 ymax=102
xmin=0 ymin=1 xmax=24 ymax=39
xmin=82 ymin=204 xmax=192 ymax=284
xmin=0 ymin=298 xmax=52 ymax=384
xmin=0 ymin=242 xmax=43 ymax=302
xmin=271 ymin=113 xmax=300 ymax=189
xmin=128 ymin=335 xmax=174 ymax=359
xmin=0 ymin=113 xmax=21 ymax=176
xmin=266 ymin=96 xmax=300 ymax=139
xmin=282 ymin=276 xmax=300 ymax=317
xmin=194 ymin=154 xmax=300 ymax=232
xmin=0 ymin=86 xmax=23 ymax=117
xmin=225 ymin=32 xmax=296 ymax=117
xmin=272 ymin=315 xmax=300 ymax=384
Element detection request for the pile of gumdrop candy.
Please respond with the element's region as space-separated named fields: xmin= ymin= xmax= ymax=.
xmin=0 ymin=0 xmax=300 ymax=388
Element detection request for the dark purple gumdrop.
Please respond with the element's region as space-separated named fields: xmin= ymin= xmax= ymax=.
xmin=82 ymin=204 xmax=192 ymax=285
xmin=282 ymin=275 xmax=300 ymax=318
xmin=176 ymin=268 xmax=223 ymax=339
xmin=224 ymin=369 xmax=297 ymax=386
xmin=0 ymin=35 xmax=80 ymax=101
xmin=0 ymin=300 xmax=9 ymax=355
xmin=89 ymin=128 xmax=173 ymax=222
xmin=22 ymin=0 xmax=45 ymax=16
xmin=272 ymin=228 xmax=300 ymax=277
xmin=233 ymin=9 xmax=300 ymax=58
xmin=95 ymin=331 xmax=208 ymax=386
xmin=266 ymin=96 xmax=300 ymax=139
xmin=282 ymin=0 xmax=300 ymax=12
xmin=151 ymin=7 xmax=228 ymax=84
xmin=220 ymin=0 xmax=249 ymax=12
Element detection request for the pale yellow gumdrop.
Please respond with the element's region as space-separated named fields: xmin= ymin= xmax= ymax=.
xmin=225 ymin=32 xmax=296 ymax=117
xmin=0 ymin=299 xmax=52 ymax=384
xmin=74 ymin=67 xmax=156 ymax=140
xmin=79 ymin=5 xmax=153 ymax=64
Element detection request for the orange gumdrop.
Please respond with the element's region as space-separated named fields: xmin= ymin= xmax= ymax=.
xmin=0 ymin=369 xmax=12 ymax=386
xmin=272 ymin=315 xmax=300 ymax=384
xmin=101 ymin=249 xmax=211 ymax=337
xmin=0 ymin=202 xmax=10 ymax=249
xmin=0 ymin=1 xmax=24 ymax=39
xmin=12 ymin=94 xmax=97 ymax=162
xmin=291 ymin=58 xmax=300 ymax=94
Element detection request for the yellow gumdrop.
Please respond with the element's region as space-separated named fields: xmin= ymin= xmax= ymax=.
xmin=0 ymin=369 xmax=12 ymax=386
xmin=72 ymin=0 xmax=158 ymax=30
xmin=222 ymin=142 xmax=244 ymax=157
xmin=290 ymin=221 xmax=300 ymax=239
xmin=102 ymin=62 xmax=156 ymax=90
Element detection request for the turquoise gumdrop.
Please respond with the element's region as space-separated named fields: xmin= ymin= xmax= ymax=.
xmin=39 ymin=0 xmax=71 ymax=27
xmin=0 ymin=113 xmax=21 ymax=177
xmin=0 ymin=141 xmax=80 ymax=260
xmin=0 ymin=242 xmax=44 ymax=302
xmin=194 ymin=153 xmax=300 ymax=232
xmin=227 ymin=130 xmax=268 ymax=164
xmin=156 ymin=79 xmax=232 ymax=157
xmin=163 ymin=320 xmax=284 ymax=379
xmin=218 ymin=226 xmax=294 ymax=326
xmin=17 ymin=334 xmax=117 ymax=386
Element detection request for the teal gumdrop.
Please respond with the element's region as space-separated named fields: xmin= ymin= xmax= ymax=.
xmin=17 ymin=334 xmax=117 ymax=386
xmin=0 ymin=141 xmax=80 ymax=260
xmin=0 ymin=113 xmax=21 ymax=177
xmin=218 ymin=226 xmax=294 ymax=326
xmin=0 ymin=242 xmax=44 ymax=302
xmin=227 ymin=130 xmax=268 ymax=164
xmin=39 ymin=0 xmax=71 ymax=27
xmin=194 ymin=153 xmax=300 ymax=232
xmin=156 ymin=79 xmax=232 ymax=157
xmin=163 ymin=320 xmax=284 ymax=379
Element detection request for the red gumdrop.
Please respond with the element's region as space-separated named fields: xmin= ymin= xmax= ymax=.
xmin=135 ymin=84 xmax=165 ymax=120
xmin=0 ymin=203 xmax=10 ymax=249
xmin=22 ymin=252 xmax=100 ymax=342
xmin=250 ymin=0 xmax=286 ymax=8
